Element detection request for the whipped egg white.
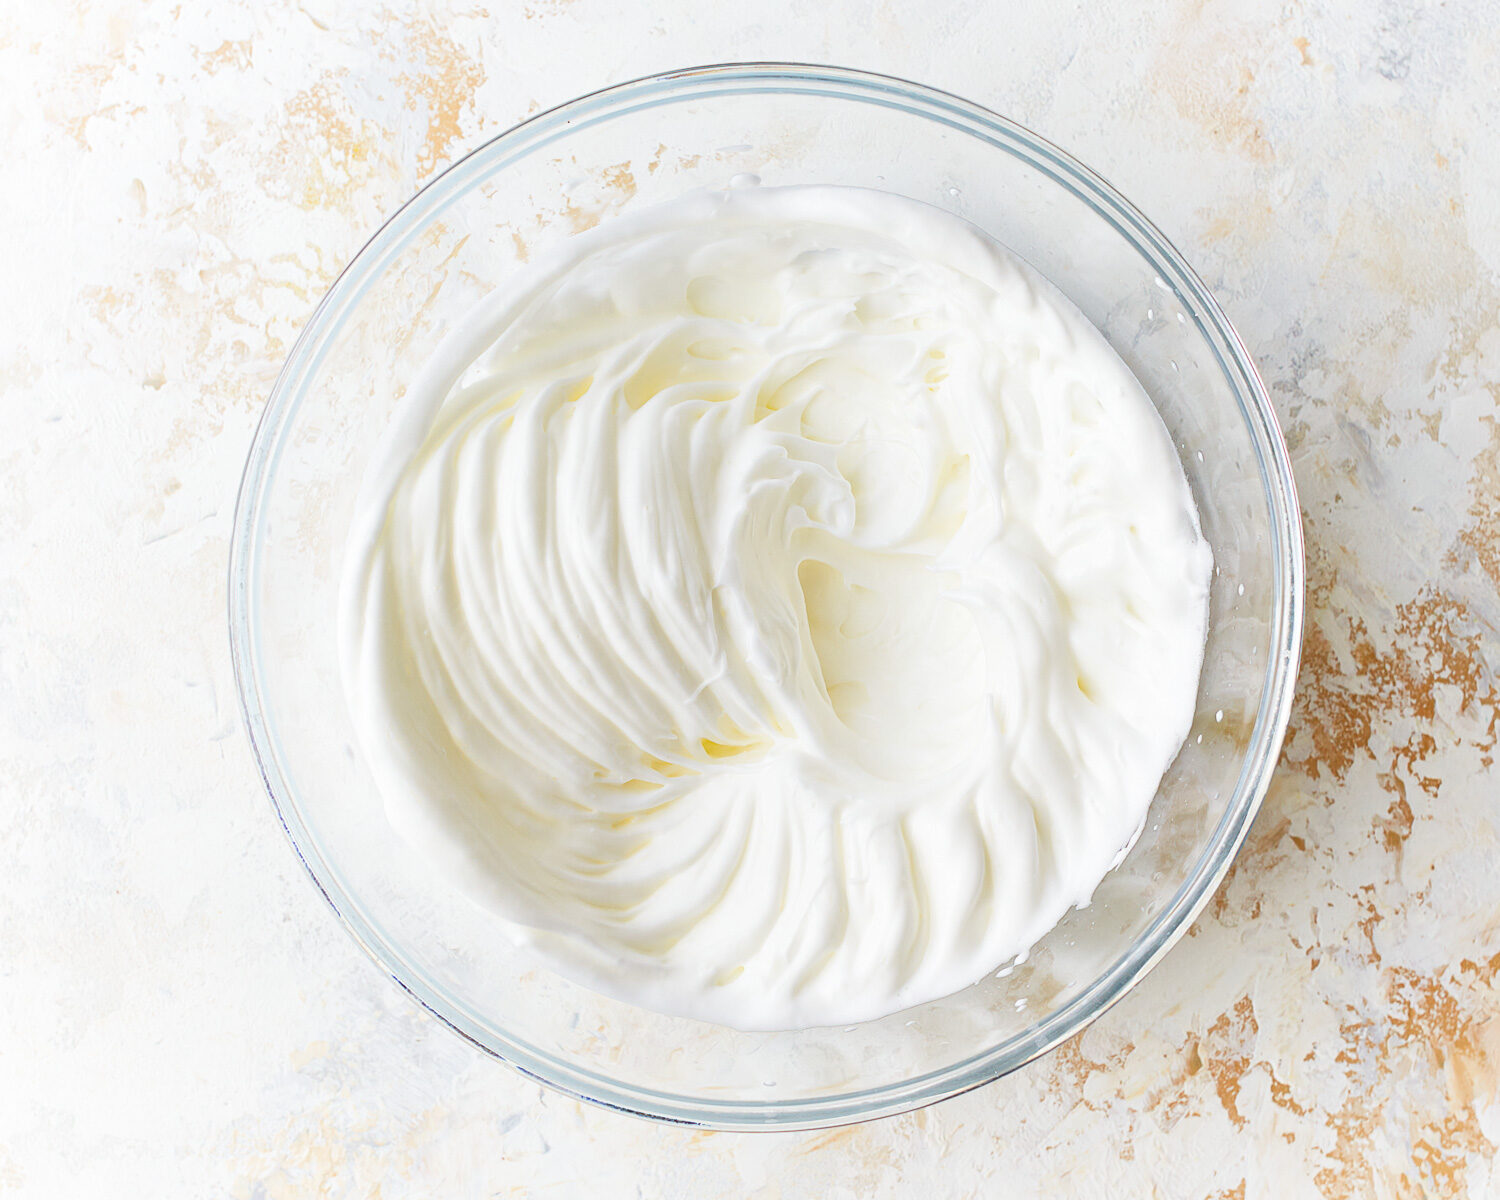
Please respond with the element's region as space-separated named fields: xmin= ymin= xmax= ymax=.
xmin=340 ymin=185 xmax=1212 ymax=1030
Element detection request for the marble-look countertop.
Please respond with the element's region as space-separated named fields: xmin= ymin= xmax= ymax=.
xmin=4 ymin=0 xmax=1499 ymax=1195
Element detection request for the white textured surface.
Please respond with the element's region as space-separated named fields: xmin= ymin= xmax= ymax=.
xmin=341 ymin=183 xmax=1213 ymax=1032
xmin=3 ymin=0 xmax=1500 ymax=1195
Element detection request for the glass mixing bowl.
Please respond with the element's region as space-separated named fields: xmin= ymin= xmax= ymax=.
xmin=229 ymin=63 xmax=1303 ymax=1129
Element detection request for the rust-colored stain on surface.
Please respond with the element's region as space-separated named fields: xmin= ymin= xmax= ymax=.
xmin=392 ymin=23 xmax=485 ymax=179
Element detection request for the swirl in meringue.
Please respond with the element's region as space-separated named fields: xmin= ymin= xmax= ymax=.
xmin=340 ymin=185 xmax=1211 ymax=1030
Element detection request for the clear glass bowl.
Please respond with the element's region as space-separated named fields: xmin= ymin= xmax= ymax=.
xmin=229 ymin=63 xmax=1303 ymax=1129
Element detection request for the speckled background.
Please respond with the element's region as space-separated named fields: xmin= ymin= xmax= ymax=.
xmin=3 ymin=1 xmax=1499 ymax=1196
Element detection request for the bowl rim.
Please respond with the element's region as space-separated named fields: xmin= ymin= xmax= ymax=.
xmin=228 ymin=60 xmax=1305 ymax=1130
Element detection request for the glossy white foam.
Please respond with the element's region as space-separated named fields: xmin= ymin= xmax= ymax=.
xmin=340 ymin=185 xmax=1212 ymax=1030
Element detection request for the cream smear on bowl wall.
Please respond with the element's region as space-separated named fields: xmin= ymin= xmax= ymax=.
xmin=339 ymin=183 xmax=1212 ymax=1031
